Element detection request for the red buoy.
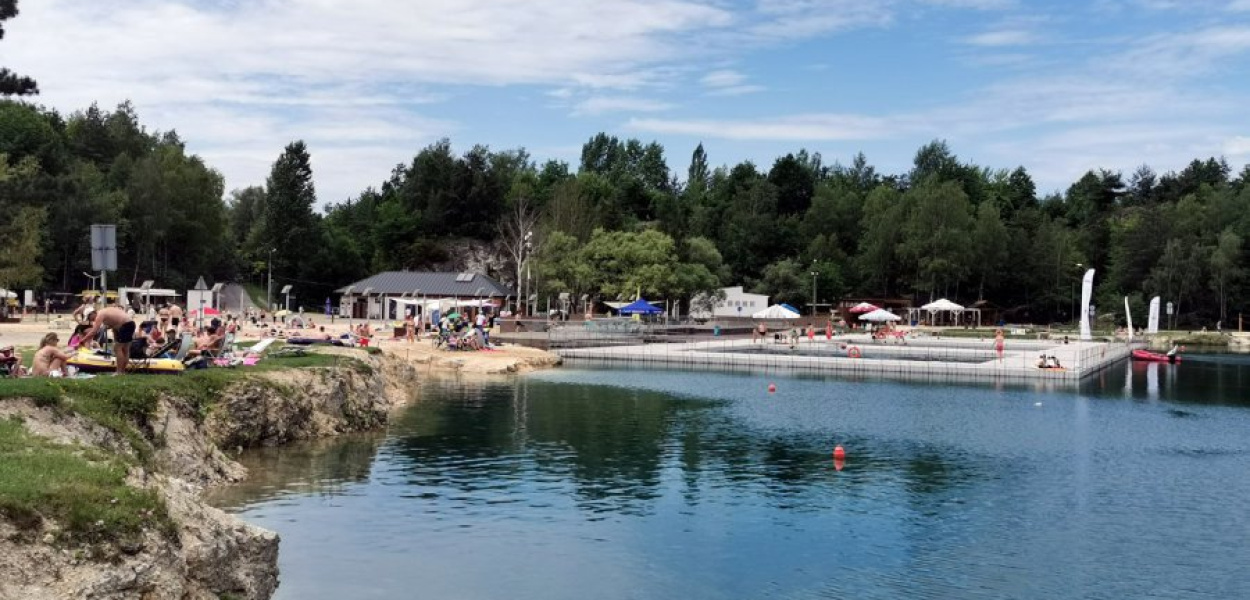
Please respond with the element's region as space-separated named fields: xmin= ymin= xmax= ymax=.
xmin=833 ymin=445 xmax=846 ymax=460
xmin=833 ymin=456 xmax=845 ymax=472
xmin=768 ymin=383 xmax=777 ymax=393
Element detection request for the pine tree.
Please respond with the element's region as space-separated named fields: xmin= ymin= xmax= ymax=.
xmin=263 ymin=141 xmax=317 ymax=289
xmin=0 ymin=0 xmax=37 ymax=96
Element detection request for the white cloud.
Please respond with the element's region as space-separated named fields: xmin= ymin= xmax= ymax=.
xmin=1225 ymin=136 xmax=1250 ymax=156
xmin=699 ymin=69 xmax=765 ymax=95
xmin=918 ymin=0 xmax=1016 ymax=9
xmin=963 ymin=29 xmax=1038 ymax=46
xmin=628 ymin=113 xmax=899 ymax=140
xmin=573 ymin=96 xmax=674 ymax=116
xmin=1108 ymin=26 xmax=1250 ymax=78
xmin=700 ymin=69 xmax=748 ymax=87
xmin=708 ymin=85 xmax=767 ymax=96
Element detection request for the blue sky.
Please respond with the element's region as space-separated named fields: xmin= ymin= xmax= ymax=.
xmin=6 ymin=0 xmax=1250 ymax=205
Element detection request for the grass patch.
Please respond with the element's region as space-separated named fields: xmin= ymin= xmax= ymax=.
xmin=0 ymin=417 xmax=171 ymax=547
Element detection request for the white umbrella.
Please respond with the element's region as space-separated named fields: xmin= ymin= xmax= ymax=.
xmin=920 ymin=298 xmax=964 ymax=312
xmin=859 ymin=308 xmax=901 ymax=322
xmin=752 ymin=304 xmax=800 ymax=319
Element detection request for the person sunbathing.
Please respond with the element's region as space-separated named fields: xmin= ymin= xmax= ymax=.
xmin=31 ymin=333 xmax=71 ymax=377
xmin=187 ymin=327 xmax=223 ymax=358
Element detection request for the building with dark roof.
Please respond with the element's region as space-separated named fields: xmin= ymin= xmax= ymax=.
xmin=336 ymin=271 xmax=514 ymax=320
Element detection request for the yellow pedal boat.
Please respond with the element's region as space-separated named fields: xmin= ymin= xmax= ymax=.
xmin=66 ymin=349 xmax=186 ymax=375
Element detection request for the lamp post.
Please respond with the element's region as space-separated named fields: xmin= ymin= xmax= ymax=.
xmin=82 ymin=272 xmax=101 ymax=306
xmin=810 ymin=264 xmax=819 ymax=316
xmin=1070 ymin=262 xmax=1083 ymax=326
xmin=266 ymin=248 xmax=275 ymax=312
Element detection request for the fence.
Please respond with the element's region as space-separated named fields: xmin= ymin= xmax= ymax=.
xmin=553 ymin=333 xmax=1139 ymax=385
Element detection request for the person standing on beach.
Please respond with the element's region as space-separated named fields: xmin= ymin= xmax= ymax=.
xmin=994 ymin=329 xmax=1005 ymax=361
xmin=168 ymin=303 xmax=184 ymax=329
xmin=81 ymin=304 xmax=137 ymax=374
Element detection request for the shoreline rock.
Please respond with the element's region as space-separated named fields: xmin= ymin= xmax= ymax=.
xmin=0 ymin=352 xmax=422 ymax=600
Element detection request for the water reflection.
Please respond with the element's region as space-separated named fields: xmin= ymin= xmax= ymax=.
xmin=214 ymin=358 xmax=1250 ymax=600
xmin=208 ymin=432 xmax=386 ymax=509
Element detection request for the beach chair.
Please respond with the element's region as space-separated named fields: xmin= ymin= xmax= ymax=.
xmin=172 ymin=333 xmax=195 ymax=362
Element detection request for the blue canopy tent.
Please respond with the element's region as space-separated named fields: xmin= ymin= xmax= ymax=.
xmin=618 ymin=298 xmax=663 ymax=315
xmin=781 ymin=303 xmax=800 ymax=315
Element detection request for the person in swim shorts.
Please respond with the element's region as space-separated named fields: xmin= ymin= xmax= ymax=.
xmin=81 ymin=303 xmax=137 ymax=374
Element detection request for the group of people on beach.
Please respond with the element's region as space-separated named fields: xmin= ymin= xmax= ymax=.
xmin=3 ymin=298 xmax=242 ymax=377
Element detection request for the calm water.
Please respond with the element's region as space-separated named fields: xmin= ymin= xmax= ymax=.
xmin=210 ymin=356 xmax=1250 ymax=599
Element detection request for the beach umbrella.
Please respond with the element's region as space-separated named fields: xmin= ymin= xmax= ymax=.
xmin=848 ymin=302 xmax=880 ymax=314
xmin=274 ymin=309 xmax=291 ymax=317
xmin=752 ymin=304 xmax=801 ymax=319
xmin=859 ymin=308 xmax=901 ymax=322
xmin=849 ymin=302 xmax=880 ymax=314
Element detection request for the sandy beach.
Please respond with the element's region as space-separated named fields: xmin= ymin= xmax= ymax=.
xmin=0 ymin=313 xmax=560 ymax=375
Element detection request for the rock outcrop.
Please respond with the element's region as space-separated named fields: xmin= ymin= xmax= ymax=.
xmin=0 ymin=353 xmax=419 ymax=600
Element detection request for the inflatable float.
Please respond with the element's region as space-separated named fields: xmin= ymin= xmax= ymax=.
xmin=66 ymin=349 xmax=187 ymax=375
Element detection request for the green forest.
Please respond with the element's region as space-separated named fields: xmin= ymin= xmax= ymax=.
xmin=2 ymin=98 xmax=1248 ymax=327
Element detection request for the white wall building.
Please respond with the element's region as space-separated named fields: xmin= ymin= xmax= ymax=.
xmin=691 ymin=286 xmax=770 ymax=319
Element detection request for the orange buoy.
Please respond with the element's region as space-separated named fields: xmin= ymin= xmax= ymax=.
xmin=768 ymin=383 xmax=777 ymax=393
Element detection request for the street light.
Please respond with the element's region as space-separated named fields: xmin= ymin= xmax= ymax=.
xmin=266 ymin=247 xmax=275 ymax=312
xmin=82 ymin=272 xmax=101 ymax=303
xmin=810 ymin=264 xmax=819 ymax=316
xmin=1070 ymin=262 xmax=1083 ymax=325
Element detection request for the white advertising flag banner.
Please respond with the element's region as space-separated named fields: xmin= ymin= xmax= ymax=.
xmin=1124 ymin=296 xmax=1134 ymax=342
xmin=1079 ymin=269 xmax=1095 ymax=341
xmin=1147 ymin=296 xmax=1160 ymax=334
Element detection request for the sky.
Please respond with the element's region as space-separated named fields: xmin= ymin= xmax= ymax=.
xmin=5 ymin=0 xmax=1250 ymax=206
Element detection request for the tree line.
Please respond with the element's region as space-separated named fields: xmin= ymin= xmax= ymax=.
xmin=2 ymin=98 xmax=1247 ymax=326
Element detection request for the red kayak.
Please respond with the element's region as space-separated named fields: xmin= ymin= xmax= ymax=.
xmin=1132 ymin=349 xmax=1181 ymax=364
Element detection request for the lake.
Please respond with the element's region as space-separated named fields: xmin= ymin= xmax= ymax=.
xmin=210 ymin=355 xmax=1250 ymax=599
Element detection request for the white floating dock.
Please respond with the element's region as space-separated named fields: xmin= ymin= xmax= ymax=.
xmin=555 ymin=336 xmax=1135 ymax=385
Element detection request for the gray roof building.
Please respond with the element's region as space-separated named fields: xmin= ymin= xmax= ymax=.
xmin=336 ymin=272 xmax=513 ymax=298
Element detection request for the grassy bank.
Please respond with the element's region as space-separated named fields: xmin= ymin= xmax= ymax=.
xmin=0 ymin=417 xmax=172 ymax=548
xmin=0 ymin=348 xmax=373 ymax=551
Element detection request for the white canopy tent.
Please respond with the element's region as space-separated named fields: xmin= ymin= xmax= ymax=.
xmin=387 ymin=297 xmax=497 ymax=322
xmin=921 ymin=298 xmax=964 ymax=312
xmin=859 ymin=308 xmax=901 ymax=322
xmin=752 ymin=304 xmax=800 ymax=319
xmin=0 ymin=289 xmax=15 ymax=299
xmin=908 ymin=298 xmax=981 ymax=327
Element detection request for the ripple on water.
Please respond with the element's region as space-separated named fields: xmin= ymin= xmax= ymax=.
xmin=216 ymin=364 xmax=1250 ymax=600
